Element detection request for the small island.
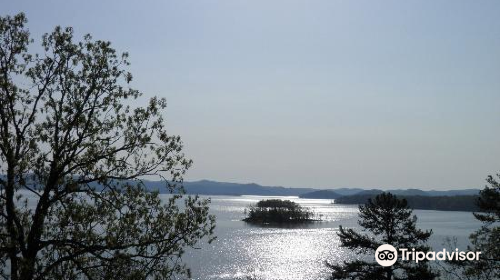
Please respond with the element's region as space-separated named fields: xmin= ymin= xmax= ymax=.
xmin=243 ymin=199 xmax=318 ymax=224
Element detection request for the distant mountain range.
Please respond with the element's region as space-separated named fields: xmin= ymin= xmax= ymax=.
xmin=299 ymin=190 xmax=343 ymax=199
xmin=4 ymin=175 xmax=480 ymax=198
xmin=159 ymin=180 xmax=480 ymax=212
xmin=5 ymin=176 xmax=481 ymax=211
xmin=143 ymin=180 xmax=317 ymax=196
xmin=180 ymin=180 xmax=316 ymax=196
xmin=336 ymin=188 xmax=481 ymax=197
xmin=141 ymin=179 xmax=480 ymax=197
xmin=334 ymin=193 xmax=479 ymax=212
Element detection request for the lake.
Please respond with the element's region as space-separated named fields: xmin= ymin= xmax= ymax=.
xmin=175 ymin=195 xmax=482 ymax=280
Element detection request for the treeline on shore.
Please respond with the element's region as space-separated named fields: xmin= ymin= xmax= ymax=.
xmin=334 ymin=194 xmax=479 ymax=211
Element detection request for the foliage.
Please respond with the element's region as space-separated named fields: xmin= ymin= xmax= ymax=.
xmin=440 ymin=174 xmax=500 ymax=280
xmin=469 ymin=174 xmax=500 ymax=278
xmin=328 ymin=192 xmax=438 ymax=280
xmin=0 ymin=13 xmax=215 ymax=280
xmin=243 ymin=199 xmax=315 ymax=224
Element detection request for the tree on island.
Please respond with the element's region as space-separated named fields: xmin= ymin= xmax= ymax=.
xmin=0 ymin=14 xmax=215 ymax=280
xmin=243 ymin=199 xmax=315 ymax=224
xmin=327 ymin=193 xmax=437 ymax=280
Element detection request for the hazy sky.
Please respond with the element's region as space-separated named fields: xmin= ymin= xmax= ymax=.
xmin=3 ymin=0 xmax=500 ymax=190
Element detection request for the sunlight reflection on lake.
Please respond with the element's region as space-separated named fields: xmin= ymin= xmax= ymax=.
xmin=165 ymin=195 xmax=480 ymax=280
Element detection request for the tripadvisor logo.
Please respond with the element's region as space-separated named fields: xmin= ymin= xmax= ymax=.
xmin=375 ymin=244 xmax=481 ymax=267
xmin=375 ymin=244 xmax=398 ymax=266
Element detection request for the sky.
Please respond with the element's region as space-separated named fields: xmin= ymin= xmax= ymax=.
xmin=3 ymin=0 xmax=500 ymax=190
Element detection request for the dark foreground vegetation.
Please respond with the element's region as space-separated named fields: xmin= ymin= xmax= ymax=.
xmin=328 ymin=192 xmax=437 ymax=280
xmin=335 ymin=194 xmax=479 ymax=211
xmin=438 ymin=173 xmax=500 ymax=280
xmin=0 ymin=14 xmax=214 ymax=280
xmin=328 ymin=174 xmax=500 ymax=280
xmin=243 ymin=199 xmax=317 ymax=224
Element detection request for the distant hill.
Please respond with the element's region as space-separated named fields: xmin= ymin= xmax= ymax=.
xmin=182 ymin=180 xmax=318 ymax=196
xmin=353 ymin=189 xmax=384 ymax=196
xmin=348 ymin=188 xmax=480 ymax=197
xmin=299 ymin=190 xmax=342 ymax=199
xmin=379 ymin=188 xmax=480 ymax=197
xmin=334 ymin=193 xmax=479 ymax=212
xmin=140 ymin=179 xmax=480 ymax=198
xmin=418 ymin=189 xmax=480 ymax=196
xmin=328 ymin=187 xmax=365 ymax=196
xmin=6 ymin=175 xmax=479 ymax=199
xmin=143 ymin=180 xmax=319 ymax=196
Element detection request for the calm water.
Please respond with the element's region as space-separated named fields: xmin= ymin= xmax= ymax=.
xmin=172 ymin=195 xmax=482 ymax=280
